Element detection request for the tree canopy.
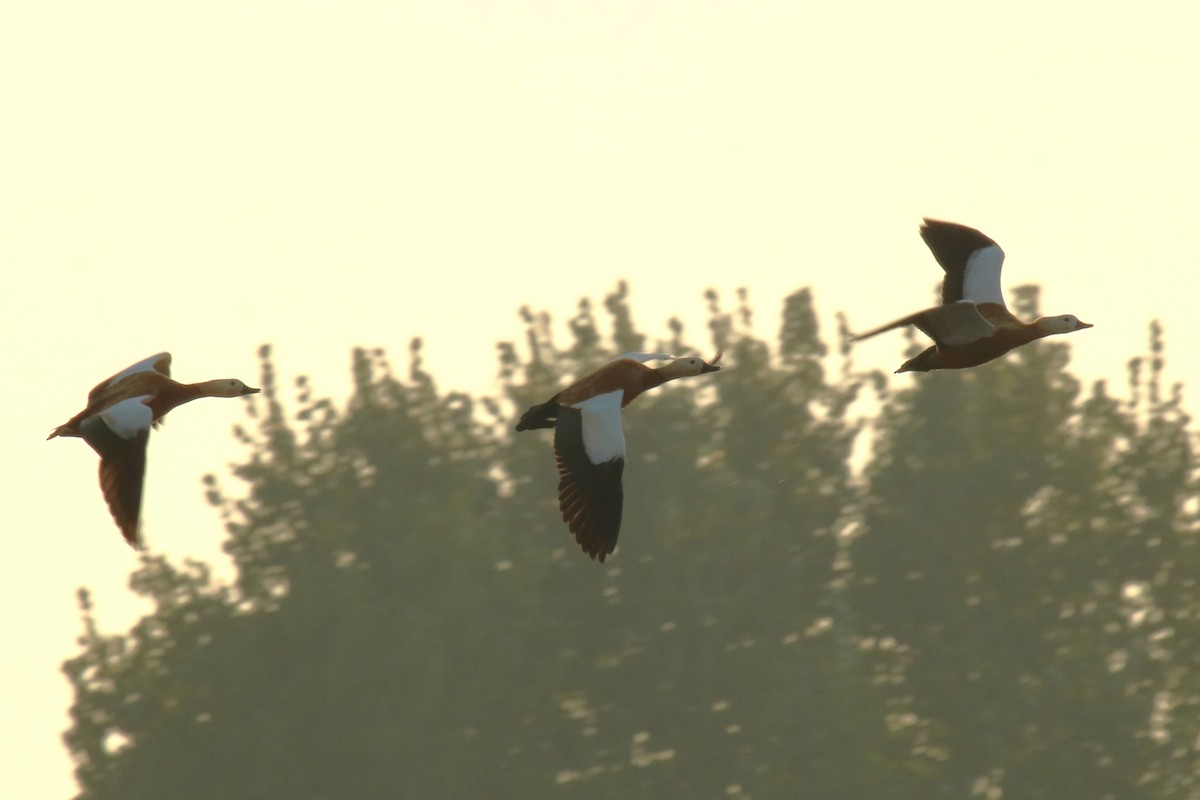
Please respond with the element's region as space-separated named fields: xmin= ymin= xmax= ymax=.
xmin=64 ymin=283 xmax=1200 ymax=799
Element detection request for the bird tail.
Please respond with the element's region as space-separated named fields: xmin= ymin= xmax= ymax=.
xmin=516 ymin=396 xmax=561 ymax=431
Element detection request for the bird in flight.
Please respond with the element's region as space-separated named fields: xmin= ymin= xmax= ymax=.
xmin=853 ymin=219 xmax=1092 ymax=372
xmin=516 ymin=352 xmax=721 ymax=562
xmin=49 ymin=353 xmax=260 ymax=547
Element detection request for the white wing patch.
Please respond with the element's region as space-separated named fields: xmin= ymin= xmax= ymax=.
xmin=962 ymin=244 xmax=1006 ymax=306
xmin=98 ymin=396 xmax=154 ymax=440
xmin=572 ymin=390 xmax=625 ymax=464
xmin=613 ymin=352 xmax=674 ymax=363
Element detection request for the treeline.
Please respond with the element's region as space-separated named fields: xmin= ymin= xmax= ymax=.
xmin=63 ymin=283 xmax=1200 ymax=799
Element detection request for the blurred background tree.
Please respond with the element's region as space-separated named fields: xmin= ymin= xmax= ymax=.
xmin=851 ymin=288 xmax=1200 ymax=799
xmin=63 ymin=285 xmax=1200 ymax=799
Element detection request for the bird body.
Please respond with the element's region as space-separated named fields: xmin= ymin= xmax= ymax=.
xmin=49 ymin=353 xmax=259 ymax=547
xmin=516 ymin=352 xmax=720 ymax=562
xmin=853 ymin=219 xmax=1092 ymax=372
xmin=556 ymin=354 xmax=677 ymax=406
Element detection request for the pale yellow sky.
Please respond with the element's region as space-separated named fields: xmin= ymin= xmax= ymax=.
xmin=4 ymin=2 xmax=1200 ymax=796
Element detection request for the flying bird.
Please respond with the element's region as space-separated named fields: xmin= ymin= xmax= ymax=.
xmin=516 ymin=352 xmax=721 ymax=562
xmin=49 ymin=353 xmax=260 ymax=547
xmin=853 ymin=219 xmax=1092 ymax=372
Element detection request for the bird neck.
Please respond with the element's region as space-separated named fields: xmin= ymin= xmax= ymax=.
xmin=620 ymin=368 xmax=669 ymax=407
xmin=150 ymin=380 xmax=224 ymax=417
xmin=182 ymin=379 xmax=231 ymax=399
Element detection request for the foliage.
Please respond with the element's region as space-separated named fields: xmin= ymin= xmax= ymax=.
xmin=64 ymin=284 xmax=1200 ymax=799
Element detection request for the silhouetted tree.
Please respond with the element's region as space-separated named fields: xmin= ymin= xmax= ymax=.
xmin=851 ymin=288 xmax=1200 ymax=798
xmin=63 ymin=285 xmax=1200 ymax=800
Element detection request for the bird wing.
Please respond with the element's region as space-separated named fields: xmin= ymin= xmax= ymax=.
xmin=911 ymin=302 xmax=998 ymax=347
xmin=88 ymin=353 xmax=172 ymax=404
xmin=553 ymin=390 xmax=625 ymax=562
xmin=851 ymin=312 xmax=925 ymax=343
xmin=80 ymin=397 xmax=153 ymax=548
xmin=920 ymin=219 xmax=1007 ymax=307
xmin=853 ymin=302 xmax=997 ymax=347
xmin=976 ymin=303 xmax=1026 ymax=330
xmin=612 ymin=352 xmax=674 ymax=363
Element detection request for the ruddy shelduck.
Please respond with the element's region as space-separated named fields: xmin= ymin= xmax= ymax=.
xmin=516 ymin=352 xmax=721 ymax=562
xmin=49 ymin=353 xmax=260 ymax=548
xmin=853 ymin=219 xmax=1093 ymax=372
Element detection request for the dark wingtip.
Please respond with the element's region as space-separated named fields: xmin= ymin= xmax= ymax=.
xmin=119 ymin=519 xmax=142 ymax=550
xmin=47 ymin=422 xmax=73 ymax=440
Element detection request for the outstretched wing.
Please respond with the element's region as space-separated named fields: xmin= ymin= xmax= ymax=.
xmin=910 ymin=303 xmax=998 ymax=347
xmin=553 ymin=391 xmax=625 ymax=562
xmin=853 ymin=302 xmax=997 ymax=348
xmin=920 ymin=219 xmax=1006 ymax=307
xmin=612 ymin=352 xmax=674 ymax=363
xmin=88 ymin=353 xmax=172 ymax=403
xmin=80 ymin=397 xmax=153 ymax=548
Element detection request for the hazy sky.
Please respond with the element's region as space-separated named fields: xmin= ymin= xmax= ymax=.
xmin=5 ymin=1 xmax=1200 ymax=796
